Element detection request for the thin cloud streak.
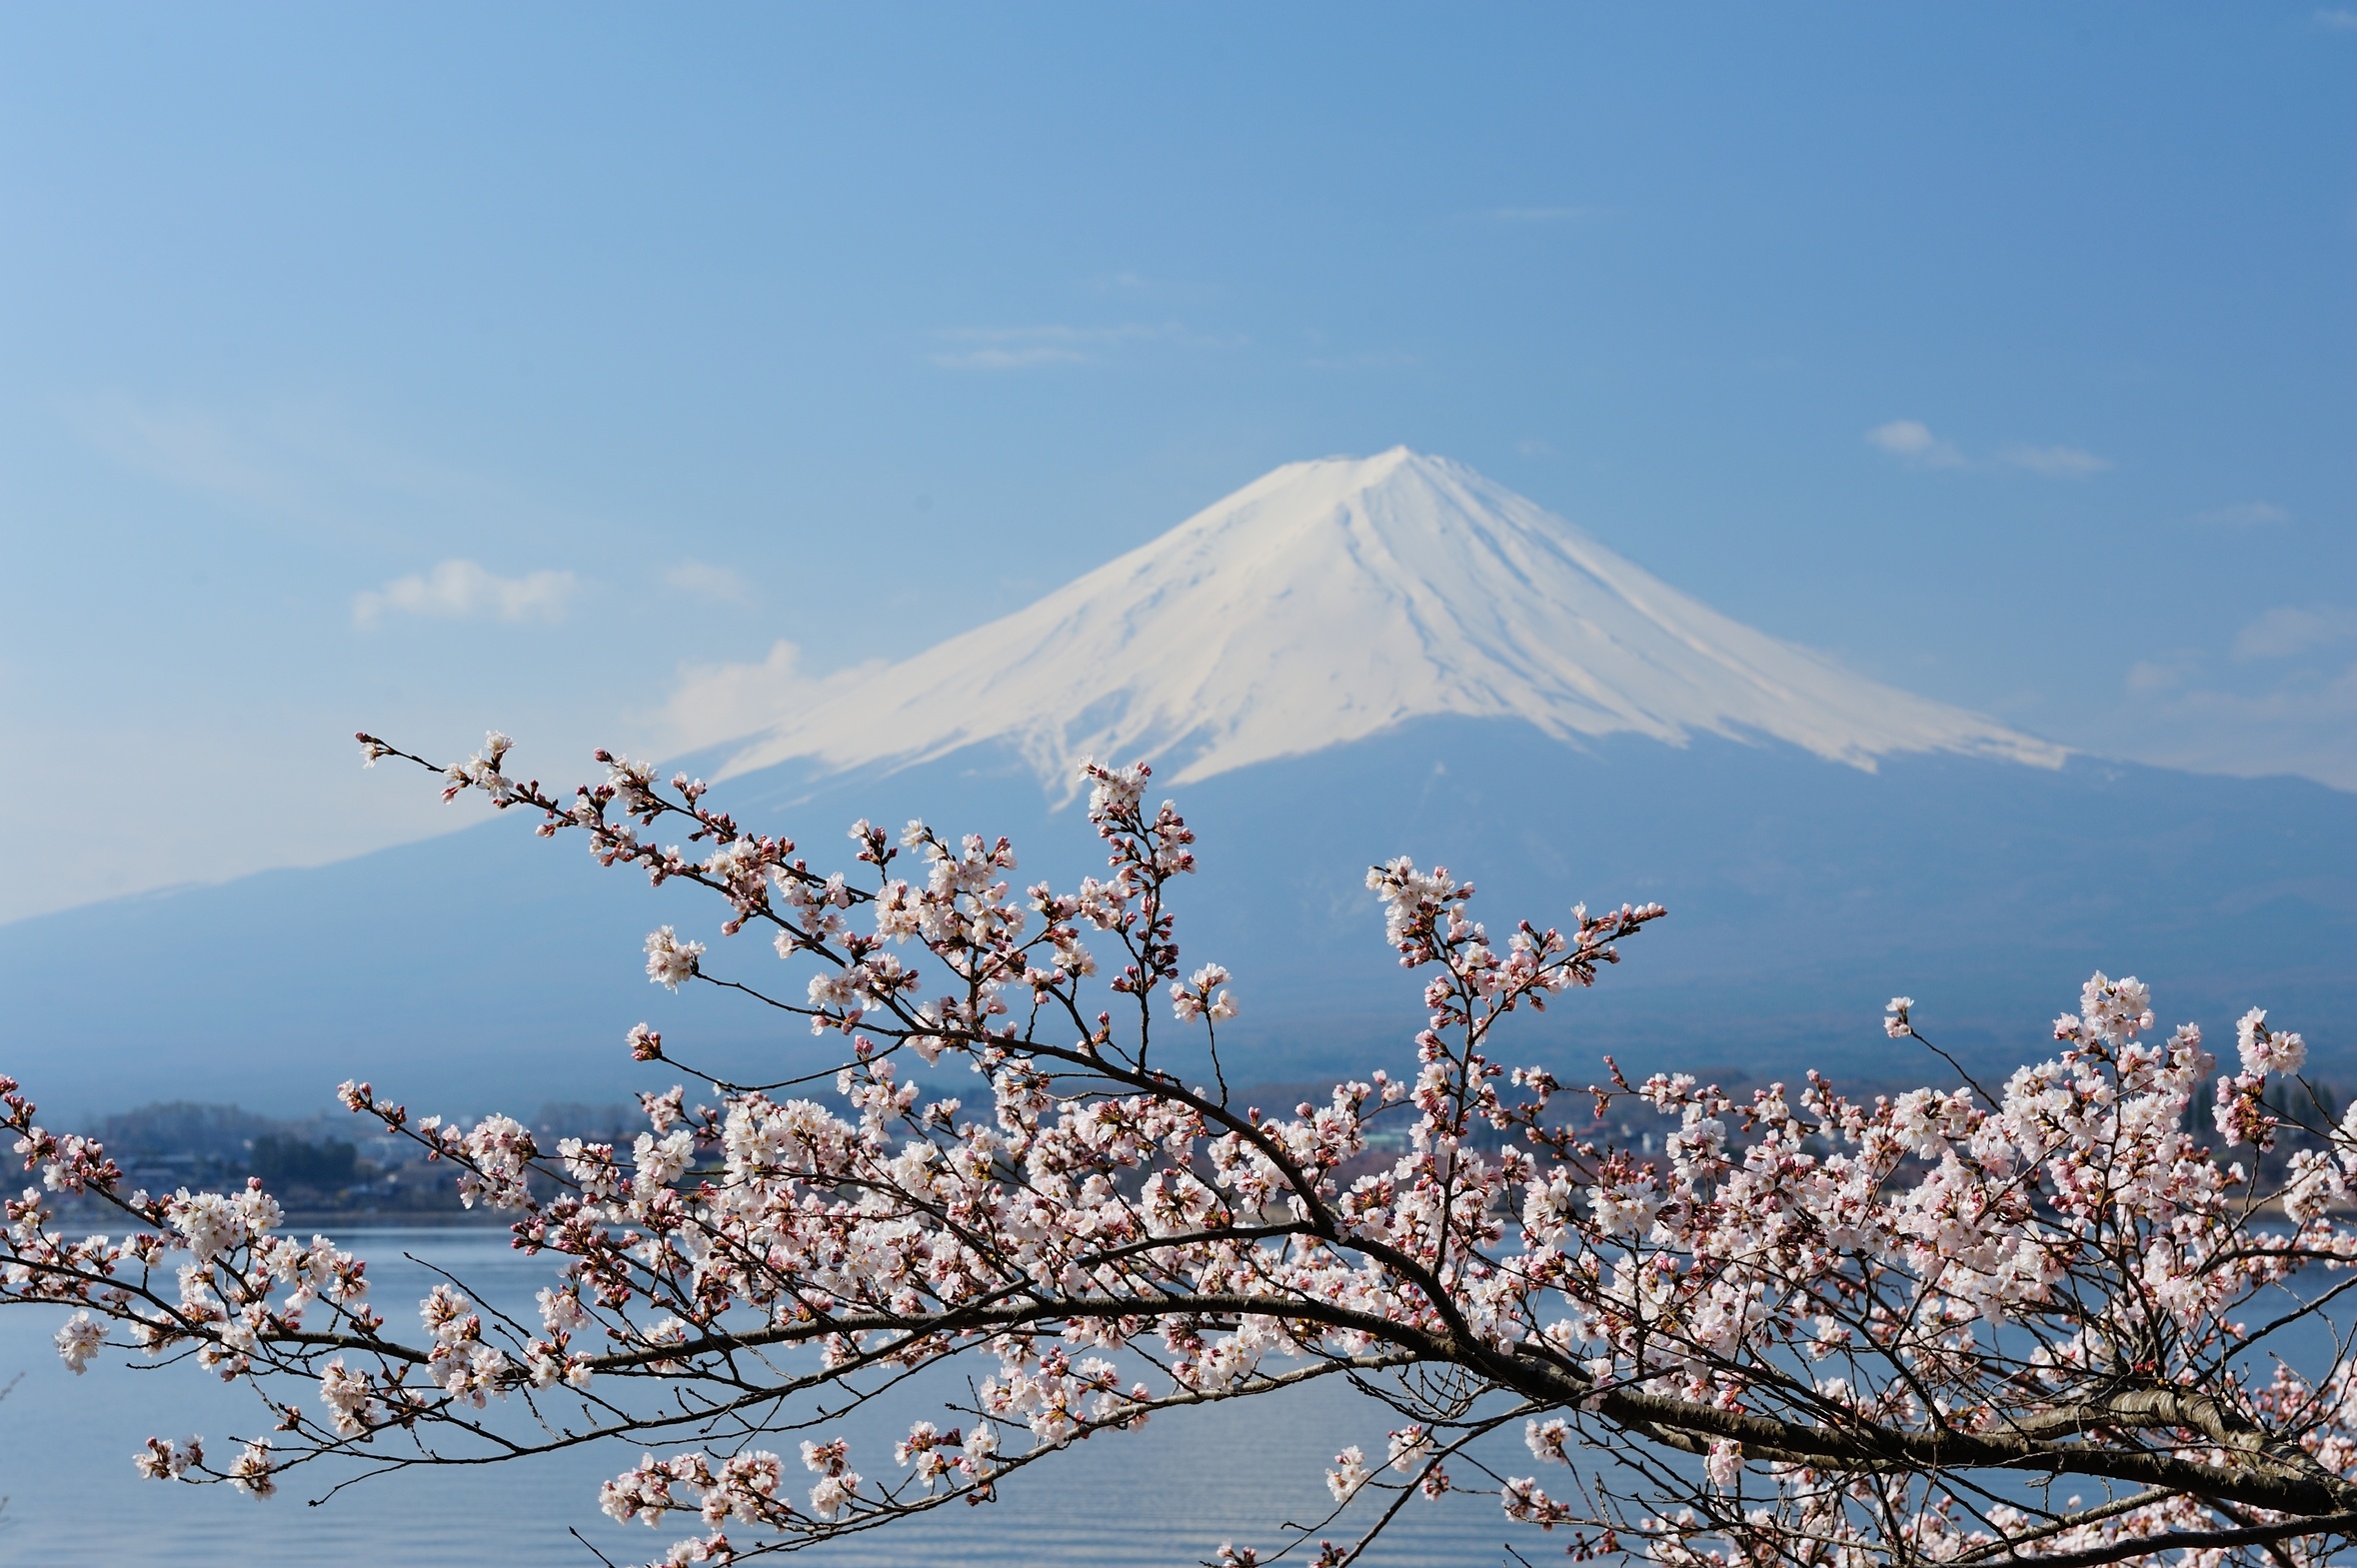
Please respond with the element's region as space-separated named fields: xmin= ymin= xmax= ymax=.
xmin=2193 ymin=502 xmax=2291 ymax=528
xmin=2116 ymin=613 xmax=2357 ymax=786
xmin=1867 ymin=422 xmax=2112 ymax=479
xmin=928 ymin=322 xmax=1238 ymax=370
xmin=69 ymin=395 xmax=299 ymax=509
xmin=2121 ymin=662 xmax=2357 ymax=789
xmin=1481 ymin=204 xmax=1610 ymax=223
xmin=2000 ymin=444 xmax=2111 ymax=478
xmin=1306 ymin=350 xmax=1418 ymax=370
xmin=933 ymin=345 xmax=1092 ymax=369
xmin=2233 ymin=606 xmax=2357 ymax=663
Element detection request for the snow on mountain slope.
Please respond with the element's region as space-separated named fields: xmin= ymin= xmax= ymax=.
xmin=724 ymin=449 xmax=2063 ymax=787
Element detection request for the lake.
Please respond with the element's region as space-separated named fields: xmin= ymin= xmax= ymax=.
xmin=0 ymin=1226 xmax=1527 ymax=1566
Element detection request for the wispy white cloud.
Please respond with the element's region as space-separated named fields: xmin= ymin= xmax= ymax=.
xmin=2233 ymin=606 xmax=2357 ymax=662
xmin=2000 ymin=443 xmax=2111 ymax=478
xmin=665 ymin=559 xmax=755 ymax=606
xmin=2193 ymin=501 xmax=2290 ymax=529
xmin=353 ymin=560 xmax=579 ymax=629
xmin=1865 ymin=420 xmax=1965 ymax=468
xmin=930 ymin=323 xmax=1199 ymax=370
xmin=2117 ymin=618 xmax=2357 ymax=787
xmin=936 ymin=345 xmax=1091 ymax=370
xmin=69 ymin=395 xmax=298 ymax=508
xmin=1482 ymin=205 xmax=1609 ymax=224
xmin=660 ymin=641 xmax=883 ymax=751
xmin=1081 ymin=271 xmax=1220 ymax=304
xmin=2317 ymin=7 xmax=2357 ymax=30
xmin=1866 ymin=422 xmax=2113 ymax=478
xmin=1306 ymin=350 xmax=1419 ymax=370
xmin=2121 ymin=659 xmax=2357 ymax=788
xmin=67 ymin=394 xmax=586 ymax=559
xmin=2124 ymin=658 xmax=2190 ymax=697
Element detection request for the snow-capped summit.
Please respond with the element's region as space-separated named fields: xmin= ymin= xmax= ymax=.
xmin=724 ymin=449 xmax=2062 ymax=786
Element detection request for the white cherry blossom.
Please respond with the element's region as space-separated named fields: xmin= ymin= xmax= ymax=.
xmin=0 ymin=731 xmax=2348 ymax=1568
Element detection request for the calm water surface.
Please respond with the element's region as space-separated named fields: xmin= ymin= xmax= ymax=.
xmin=0 ymin=1227 xmax=1521 ymax=1565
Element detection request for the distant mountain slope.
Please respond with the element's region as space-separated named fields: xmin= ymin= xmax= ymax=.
xmin=3 ymin=726 xmax=2348 ymax=1120
xmin=2 ymin=453 xmax=2345 ymax=1121
xmin=725 ymin=725 xmax=2356 ymax=1075
xmin=725 ymin=450 xmax=2062 ymax=786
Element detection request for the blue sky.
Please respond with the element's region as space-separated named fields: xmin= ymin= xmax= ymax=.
xmin=1 ymin=4 xmax=2350 ymax=922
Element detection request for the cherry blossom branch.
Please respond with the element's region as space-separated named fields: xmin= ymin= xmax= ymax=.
xmin=4 ymin=732 xmax=2354 ymax=1568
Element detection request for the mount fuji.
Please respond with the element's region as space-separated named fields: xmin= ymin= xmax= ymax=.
xmin=5 ymin=452 xmax=2352 ymax=1117
xmin=725 ymin=449 xmax=2060 ymax=788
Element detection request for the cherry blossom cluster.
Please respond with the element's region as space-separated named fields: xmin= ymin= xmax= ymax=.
xmin=0 ymin=731 xmax=2350 ymax=1568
